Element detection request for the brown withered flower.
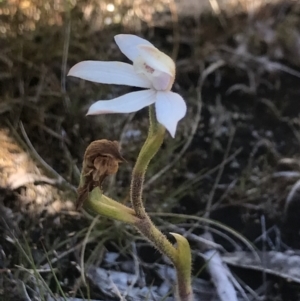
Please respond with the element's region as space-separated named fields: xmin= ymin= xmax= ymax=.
xmin=76 ymin=139 xmax=125 ymax=209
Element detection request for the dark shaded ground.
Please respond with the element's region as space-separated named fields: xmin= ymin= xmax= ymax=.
xmin=0 ymin=0 xmax=300 ymax=300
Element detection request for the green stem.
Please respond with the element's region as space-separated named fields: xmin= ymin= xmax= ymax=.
xmin=130 ymin=106 xmax=193 ymax=300
xmin=130 ymin=105 xmax=165 ymax=218
xmin=134 ymin=215 xmax=177 ymax=262
xmin=130 ymin=106 xmax=176 ymax=259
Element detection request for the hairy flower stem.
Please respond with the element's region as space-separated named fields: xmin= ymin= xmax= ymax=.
xmin=135 ymin=214 xmax=176 ymax=258
xmin=130 ymin=106 xmax=193 ymax=301
xmin=134 ymin=216 xmax=193 ymax=301
xmin=130 ymin=105 xmax=165 ymax=218
xmin=130 ymin=105 xmax=176 ymax=261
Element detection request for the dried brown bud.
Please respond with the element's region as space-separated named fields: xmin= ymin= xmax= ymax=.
xmin=76 ymin=139 xmax=125 ymax=209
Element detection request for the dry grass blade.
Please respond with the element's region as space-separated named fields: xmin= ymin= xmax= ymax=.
xmin=18 ymin=121 xmax=77 ymax=194
xmin=80 ymin=215 xmax=99 ymax=286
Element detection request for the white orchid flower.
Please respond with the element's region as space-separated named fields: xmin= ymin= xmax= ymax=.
xmin=68 ymin=34 xmax=186 ymax=137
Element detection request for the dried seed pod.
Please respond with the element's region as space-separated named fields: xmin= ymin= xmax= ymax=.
xmin=76 ymin=139 xmax=125 ymax=209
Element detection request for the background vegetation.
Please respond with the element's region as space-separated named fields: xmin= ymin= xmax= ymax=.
xmin=0 ymin=0 xmax=300 ymax=300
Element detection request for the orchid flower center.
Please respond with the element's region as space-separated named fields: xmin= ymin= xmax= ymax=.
xmin=133 ymin=45 xmax=175 ymax=92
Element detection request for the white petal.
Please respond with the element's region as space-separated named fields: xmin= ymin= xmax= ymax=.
xmin=155 ymin=91 xmax=187 ymax=137
xmin=68 ymin=61 xmax=151 ymax=88
xmin=137 ymin=45 xmax=175 ymax=77
xmin=87 ymin=90 xmax=156 ymax=115
xmin=114 ymin=34 xmax=153 ymax=61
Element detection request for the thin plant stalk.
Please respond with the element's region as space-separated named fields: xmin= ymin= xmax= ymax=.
xmin=130 ymin=105 xmax=193 ymax=301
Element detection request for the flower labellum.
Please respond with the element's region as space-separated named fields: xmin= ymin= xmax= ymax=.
xmin=68 ymin=34 xmax=187 ymax=137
